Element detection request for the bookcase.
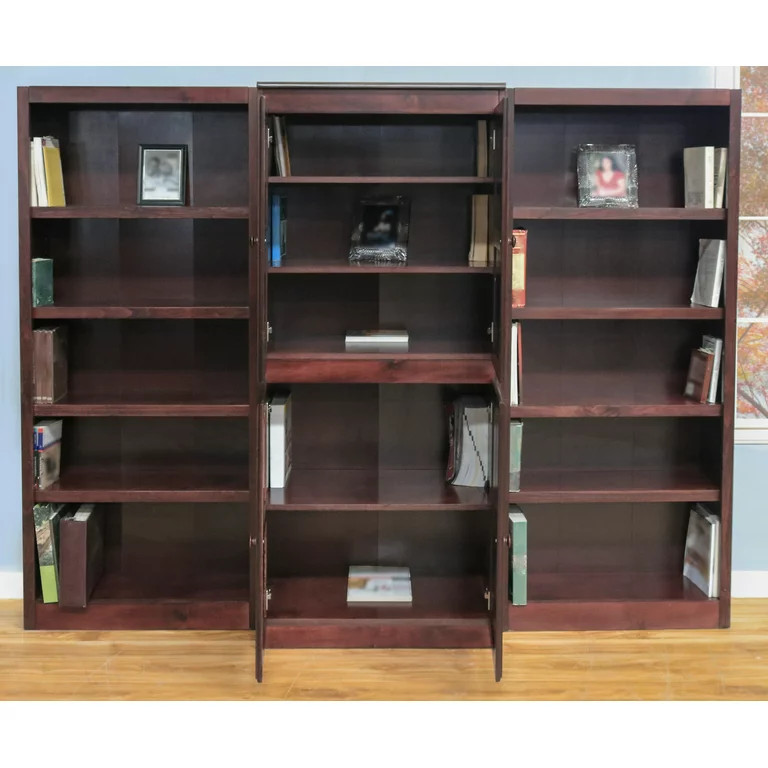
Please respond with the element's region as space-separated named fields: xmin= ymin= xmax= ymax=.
xmin=17 ymin=85 xmax=740 ymax=682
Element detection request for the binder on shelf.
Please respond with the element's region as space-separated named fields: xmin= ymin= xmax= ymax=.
xmin=268 ymin=393 xmax=292 ymax=489
xmin=59 ymin=504 xmax=105 ymax=609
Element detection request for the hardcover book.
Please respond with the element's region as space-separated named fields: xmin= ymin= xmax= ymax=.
xmin=508 ymin=506 xmax=527 ymax=605
xmin=701 ymin=335 xmax=723 ymax=404
xmin=32 ymin=258 xmax=54 ymax=307
xmin=32 ymin=137 xmax=48 ymax=207
xmin=714 ymin=148 xmax=728 ymax=208
xmin=468 ymin=194 xmax=489 ymax=267
xmin=42 ymin=136 xmax=66 ymax=206
xmin=268 ymin=393 xmax=292 ymax=489
xmin=510 ymin=322 xmax=522 ymax=406
xmin=345 ymin=329 xmax=409 ymax=352
xmin=270 ymin=195 xmax=287 ymax=266
xmin=683 ymin=503 xmax=720 ymax=598
xmin=684 ymin=348 xmax=715 ymax=403
xmin=449 ymin=396 xmax=492 ymax=489
xmin=690 ymin=239 xmax=726 ymax=308
xmin=347 ymin=566 xmax=412 ymax=604
xmin=684 ymin=146 xmax=715 ymax=208
xmin=511 ymin=229 xmax=527 ymax=307
xmin=33 ymin=326 xmax=67 ymax=403
xmin=509 ymin=420 xmax=523 ymax=492
xmin=59 ymin=504 xmax=104 ymax=609
xmin=33 ymin=503 xmax=64 ymax=603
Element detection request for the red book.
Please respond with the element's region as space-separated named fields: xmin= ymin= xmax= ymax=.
xmin=511 ymin=229 xmax=527 ymax=308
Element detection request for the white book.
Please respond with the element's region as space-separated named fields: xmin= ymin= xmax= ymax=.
xmin=509 ymin=420 xmax=523 ymax=492
xmin=451 ymin=397 xmax=492 ymax=488
xmin=683 ymin=504 xmax=720 ymax=598
xmin=468 ymin=194 xmax=489 ymax=267
xmin=30 ymin=141 xmax=38 ymax=206
xmin=714 ymin=148 xmax=728 ymax=208
xmin=347 ymin=566 xmax=412 ymax=603
xmin=701 ymin=335 xmax=723 ymax=404
xmin=684 ymin=146 xmax=714 ymax=208
xmin=32 ymin=136 xmax=48 ymax=207
xmin=690 ymin=239 xmax=726 ymax=307
xmin=510 ymin=322 xmax=519 ymax=405
xmin=268 ymin=393 xmax=292 ymax=488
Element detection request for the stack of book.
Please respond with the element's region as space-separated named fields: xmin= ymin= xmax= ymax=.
xmin=33 ymin=502 xmax=104 ymax=607
xmin=347 ymin=566 xmax=412 ymax=605
xmin=33 ymin=326 xmax=67 ymax=403
xmin=690 ymin=239 xmax=726 ymax=308
xmin=34 ymin=419 xmax=62 ymax=490
xmin=683 ymin=503 xmax=720 ymax=597
xmin=684 ymin=334 xmax=723 ymax=404
xmin=345 ymin=330 xmax=409 ymax=353
xmin=684 ymin=146 xmax=727 ymax=208
xmin=447 ymin=396 xmax=492 ymax=489
xmin=30 ymin=136 xmax=66 ymax=207
xmin=271 ymin=117 xmax=291 ymax=176
xmin=268 ymin=393 xmax=292 ymax=489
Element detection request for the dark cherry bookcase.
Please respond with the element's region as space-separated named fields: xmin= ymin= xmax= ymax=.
xmin=17 ymin=85 xmax=739 ymax=682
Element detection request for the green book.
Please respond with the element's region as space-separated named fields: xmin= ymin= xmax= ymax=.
xmin=32 ymin=258 xmax=54 ymax=307
xmin=508 ymin=506 xmax=527 ymax=605
xmin=509 ymin=420 xmax=523 ymax=492
xmin=33 ymin=503 xmax=64 ymax=603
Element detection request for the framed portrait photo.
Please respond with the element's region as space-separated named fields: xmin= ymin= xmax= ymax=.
xmin=137 ymin=144 xmax=187 ymax=205
xmin=349 ymin=196 xmax=410 ymax=264
xmin=577 ymin=144 xmax=638 ymax=208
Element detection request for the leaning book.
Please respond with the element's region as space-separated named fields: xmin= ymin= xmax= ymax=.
xmin=683 ymin=503 xmax=720 ymax=598
xmin=33 ymin=503 xmax=64 ymax=603
xmin=690 ymin=239 xmax=726 ymax=308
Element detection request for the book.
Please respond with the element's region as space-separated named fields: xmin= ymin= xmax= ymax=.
xmin=683 ymin=503 xmax=720 ymax=598
xmin=509 ymin=420 xmax=523 ymax=492
xmin=29 ymin=141 xmax=38 ymax=206
xmin=270 ymin=195 xmax=287 ymax=266
xmin=32 ymin=258 xmax=54 ymax=307
xmin=272 ymin=117 xmax=290 ymax=176
xmin=468 ymin=195 xmax=490 ymax=267
xmin=42 ymin=136 xmax=66 ymax=206
xmin=449 ymin=396 xmax=492 ymax=488
xmin=268 ymin=393 xmax=292 ymax=489
xmin=347 ymin=566 xmax=412 ymax=604
xmin=701 ymin=335 xmax=723 ymax=404
xmin=33 ymin=503 xmax=64 ymax=603
xmin=33 ymin=326 xmax=67 ymax=403
xmin=59 ymin=504 xmax=104 ymax=609
xmin=34 ymin=419 xmax=63 ymax=490
xmin=714 ymin=148 xmax=728 ymax=208
xmin=510 ymin=322 xmax=521 ymax=405
xmin=511 ymin=229 xmax=527 ymax=307
xmin=508 ymin=506 xmax=527 ymax=605
xmin=32 ymin=137 xmax=48 ymax=207
xmin=684 ymin=146 xmax=714 ymax=208
xmin=281 ymin=118 xmax=292 ymax=176
xmin=476 ymin=120 xmax=488 ymax=176
xmin=684 ymin=348 xmax=714 ymax=403
xmin=690 ymin=238 xmax=726 ymax=308
xmin=345 ymin=329 xmax=409 ymax=352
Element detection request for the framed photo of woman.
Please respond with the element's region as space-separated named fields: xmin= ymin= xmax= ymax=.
xmin=577 ymin=144 xmax=638 ymax=208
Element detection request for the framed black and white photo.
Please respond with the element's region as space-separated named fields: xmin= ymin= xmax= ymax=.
xmin=137 ymin=144 xmax=187 ymax=205
xmin=577 ymin=144 xmax=638 ymax=208
xmin=349 ymin=196 xmax=410 ymax=264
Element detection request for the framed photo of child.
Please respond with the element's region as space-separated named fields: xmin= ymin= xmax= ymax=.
xmin=577 ymin=144 xmax=638 ymax=208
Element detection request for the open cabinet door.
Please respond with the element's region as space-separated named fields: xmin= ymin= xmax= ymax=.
xmin=249 ymin=89 xmax=269 ymax=681
xmin=489 ymin=91 xmax=512 ymax=681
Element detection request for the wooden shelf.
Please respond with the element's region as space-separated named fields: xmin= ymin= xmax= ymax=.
xmin=512 ymin=206 xmax=727 ymax=221
xmin=34 ymin=393 xmax=248 ymax=418
xmin=268 ymin=469 xmax=491 ymax=511
xmin=266 ymin=575 xmax=491 ymax=648
xmin=269 ymin=262 xmax=494 ymax=274
xmin=507 ymin=572 xmax=719 ymax=631
xmin=512 ymin=467 xmax=720 ymax=503
xmin=30 ymin=206 xmax=249 ymax=219
xmin=34 ymin=465 xmax=249 ymax=503
xmin=269 ymin=176 xmax=495 ymax=185
xmin=510 ymin=306 xmax=724 ymax=320
xmin=33 ymin=305 xmax=249 ymax=320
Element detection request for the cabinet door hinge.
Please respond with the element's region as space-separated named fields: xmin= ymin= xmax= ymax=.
xmin=267 ymin=128 xmax=273 ymax=146
xmin=249 ymin=235 xmax=257 ymax=247
xmin=266 ymin=321 xmax=273 ymax=342
xmin=486 ymin=322 xmax=495 ymax=344
xmin=491 ymin=128 xmax=496 ymax=152
xmin=484 ymin=587 xmax=491 ymax=610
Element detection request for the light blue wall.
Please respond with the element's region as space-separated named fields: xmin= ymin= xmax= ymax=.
xmin=5 ymin=66 xmax=756 ymax=577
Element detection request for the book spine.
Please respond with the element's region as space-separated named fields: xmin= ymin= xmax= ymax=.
xmin=271 ymin=196 xmax=281 ymax=267
xmin=509 ymin=421 xmax=523 ymax=492
xmin=509 ymin=513 xmax=528 ymax=605
xmin=511 ymin=230 xmax=527 ymax=307
xmin=32 ymin=137 xmax=48 ymax=207
xmin=269 ymin=404 xmax=286 ymax=488
xmin=33 ymin=331 xmax=54 ymax=403
xmin=32 ymin=259 xmax=54 ymax=307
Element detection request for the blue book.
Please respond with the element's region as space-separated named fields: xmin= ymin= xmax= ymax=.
xmin=270 ymin=195 xmax=286 ymax=266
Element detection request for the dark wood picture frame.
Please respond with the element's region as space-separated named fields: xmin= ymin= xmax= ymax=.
xmin=137 ymin=143 xmax=188 ymax=206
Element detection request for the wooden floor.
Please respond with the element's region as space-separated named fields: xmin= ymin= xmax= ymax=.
xmin=2 ymin=599 xmax=767 ymax=700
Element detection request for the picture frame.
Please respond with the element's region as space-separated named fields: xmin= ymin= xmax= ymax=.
xmin=577 ymin=144 xmax=638 ymax=208
xmin=137 ymin=144 xmax=187 ymax=205
xmin=349 ymin=196 xmax=410 ymax=264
